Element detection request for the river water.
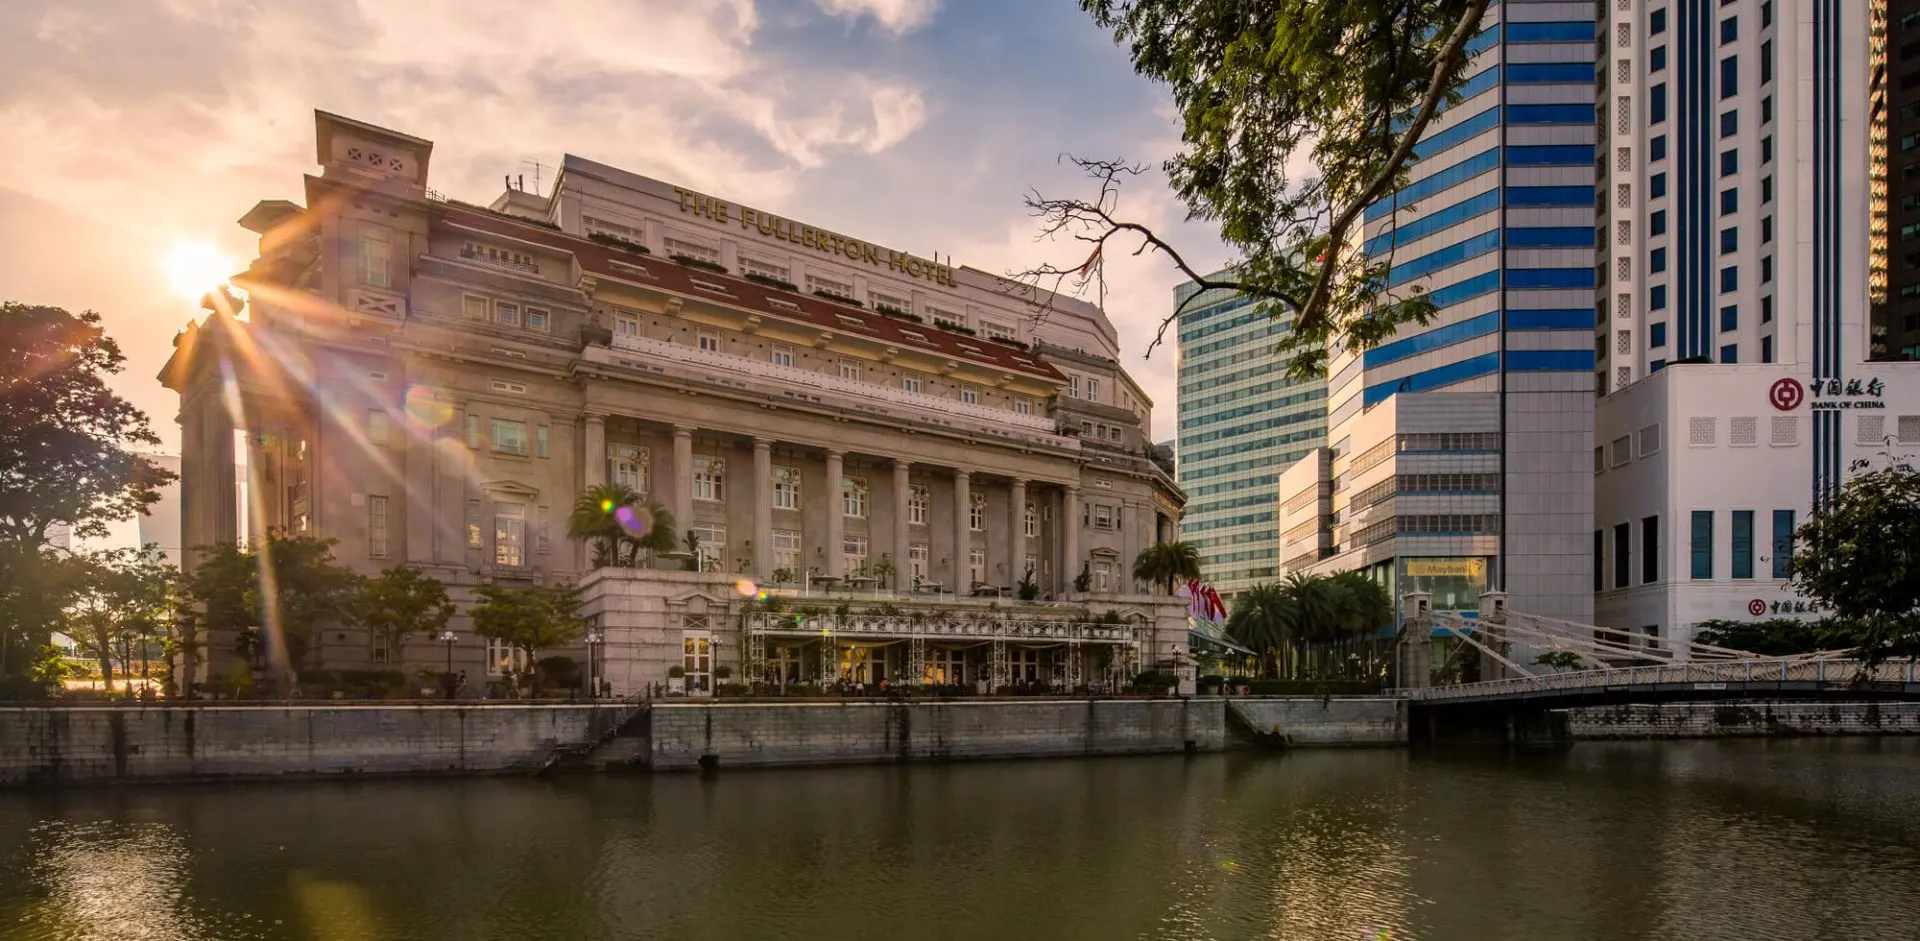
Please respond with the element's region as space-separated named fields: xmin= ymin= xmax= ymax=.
xmin=1 ymin=740 xmax=1917 ymax=941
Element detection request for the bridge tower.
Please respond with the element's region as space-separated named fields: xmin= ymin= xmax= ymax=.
xmin=1397 ymin=592 xmax=1432 ymax=689
xmin=1477 ymin=590 xmax=1511 ymax=681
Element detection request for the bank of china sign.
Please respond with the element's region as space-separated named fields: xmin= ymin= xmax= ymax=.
xmin=674 ymin=187 xmax=959 ymax=288
xmin=1768 ymin=377 xmax=1886 ymax=411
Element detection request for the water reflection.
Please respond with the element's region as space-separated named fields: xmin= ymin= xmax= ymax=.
xmin=0 ymin=741 xmax=1915 ymax=940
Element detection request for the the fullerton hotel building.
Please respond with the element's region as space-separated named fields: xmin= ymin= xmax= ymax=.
xmin=162 ymin=111 xmax=1189 ymax=694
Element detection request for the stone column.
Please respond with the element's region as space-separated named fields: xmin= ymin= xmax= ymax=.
xmin=825 ymin=449 xmax=845 ymax=578
xmin=671 ymin=425 xmax=694 ymax=534
xmin=1008 ymin=478 xmax=1028 ymax=586
xmin=582 ymin=414 xmax=607 ymax=488
xmin=753 ymin=437 xmax=774 ymax=577
xmin=953 ymin=469 xmax=972 ymax=590
xmin=892 ymin=459 xmax=912 ymax=590
xmin=1061 ymin=484 xmax=1080 ymax=595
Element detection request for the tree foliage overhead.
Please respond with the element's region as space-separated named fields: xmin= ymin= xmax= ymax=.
xmin=1131 ymin=540 xmax=1203 ymax=593
xmin=1022 ymin=0 xmax=1491 ymax=378
xmin=1787 ymin=456 xmax=1920 ymax=665
xmin=469 ymin=582 xmax=588 ymax=692
xmin=180 ymin=532 xmax=362 ymax=680
xmin=53 ymin=546 xmax=177 ymax=695
xmin=0 ymin=303 xmax=173 ymax=545
xmin=354 ymin=565 xmax=455 ymax=668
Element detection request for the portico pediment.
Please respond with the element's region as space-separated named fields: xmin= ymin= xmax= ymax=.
xmin=479 ymin=478 xmax=541 ymax=498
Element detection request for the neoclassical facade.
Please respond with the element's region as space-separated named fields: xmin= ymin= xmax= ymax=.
xmin=161 ymin=111 xmax=1186 ymax=693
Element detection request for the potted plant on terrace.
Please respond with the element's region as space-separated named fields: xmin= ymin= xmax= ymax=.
xmin=666 ymin=665 xmax=686 ymax=695
xmin=713 ymin=664 xmax=733 ymax=696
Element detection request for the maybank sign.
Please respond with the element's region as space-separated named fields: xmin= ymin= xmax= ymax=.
xmin=673 ymin=187 xmax=958 ymax=287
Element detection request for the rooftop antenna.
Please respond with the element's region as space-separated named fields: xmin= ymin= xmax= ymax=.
xmin=518 ymin=159 xmax=548 ymax=195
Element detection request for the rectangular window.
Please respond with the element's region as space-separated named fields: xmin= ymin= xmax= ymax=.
xmin=1068 ymin=376 xmax=1082 ymax=399
xmin=368 ymin=495 xmax=390 ymax=559
xmin=615 ymin=315 xmax=639 ymax=338
xmin=1652 ymin=285 xmax=1668 ymax=310
xmin=1024 ymin=503 xmax=1037 ymax=537
xmin=1613 ymin=522 xmax=1630 ymax=589
xmin=1092 ymin=504 xmax=1113 ymax=529
xmin=1651 ymin=9 xmax=1666 ymax=35
xmin=1651 ymin=83 xmax=1667 ymax=123
xmin=692 ymin=456 xmax=724 ymax=502
xmin=1651 ymin=210 xmax=1667 ymax=235
xmin=1761 ymin=256 xmax=1773 ymax=284
xmin=1013 ymin=398 xmax=1032 ymax=415
xmin=361 ymin=236 xmax=391 ymax=288
xmin=1651 ymin=134 xmax=1667 ymax=161
xmin=1721 ymin=56 xmax=1738 ymax=98
xmin=901 ymin=374 xmax=923 ymax=394
xmin=1593 ymin=530 xmax=1605 ymax=592
xmin=525 ymin=307 xmax=549 ymax=331
xmin=491 ymin=419 xmax=528 ymax=455
xmin=1771 ymin=510 xmax=1795 ymax=579
xmin=960 ymin=385 xmax=979 ymax=405
xmin=495 ymin=301 xmax=520 ymax=327
xmin=1761 ymin=334 xmax=1774 ymax=363
xmin=773 ymin=530 xmax=802 ymax=574
xmin=969 ymin=494 xmax=986 ymax=531
xmin=1762 ymin=216 xmax=1773 ymax=243
xmin=1651 ymin=248 xmax=1667 ymax=273
xmin=1720 ymin=110 xmax=1738 ymax=138
xmin=1720 ymin=189 xmax=1738 ymax=216
xmin=908 ymin=544 xmax=929 ymax=582
xmin=466 ymin=413 xmax=481 ymax=448
xmin=842 ymin=476 xmax=869 ymax=518
xmin=462 ymin=294 xmax=490 ymax=321
xmin=1761 ymin=135 xmax=1773 ymax=163
xmin=771 ymin=344 xmax=795 ymax=367
xmin=366 ymin=410 xmax=391 ymax=445
xmin=1721 ymin=343 xmax=1739 ymax=364
xmin=1721 ymin=305 xmax=1739 ymax=332
xmin=1762 ymin=295 xmax=1774 ymax=322
xmin=1651 ymin=45 xmax=1667 ymax=71
xmin=536 ymin=505 xmax=550 ymax=554
xmin=969 ymin=549 xmax=987 ymax=587
xmin=1691 ymin=511 xmax=1714 ymax=580
xmin=839 ymin=360 xmax=862 ymax=381
xmin=485 ymin=637 xmax=527 ymax=677
xmin=495 ymin=503 xmax=525 ymax=567
xmin=1721 ymin=150 xmax=1739 ymax=177
xmin=1731 ymin=510 xmax=1754 ymax=579
xmin=467 ymin=499 xmax=482 ymax=549
xmin=535 ymin=424 xmax=549 ymax=458
xmin=697 ymin=330 xmax=721 ymax=353
xmin=842 ymin=535 xmax=869 ymax=575
xmin=1762 ymin=95 xmax=1773 ymax=123
xmin=1762 ymin=175 xmax=1773 ymax=202
xmin=689 ymin=526 xmax=725 ymax=572
xmin=1642 ymin=516 xmax=1660 ymax=584
xmin=1652 ymin=173 xmax=1667 ymax=198
xmin=1720 ymin=266 xmax=1739 ymax=293
xmin=371 ymin=632 xmax=390 ymax=666
xmin=613 ymin=445 xmax=649 ymax=494
xmin=1760 ymin=39 xmax=1773 ymax=83
xmin=908 ymin=485 xmax=929 ymax=525
xmin=772 ymin=466 xmax=800 ymax=510
xmin=1720 ymin=16 xmax=1737 ymax=44
xmin=1650 ymin=322 xmax=1668 ymax=348
xmin=1086 ymin=378 xmax=1100 ymax=403
xmin=1721 ymin=228 xmax=1738 ymax=255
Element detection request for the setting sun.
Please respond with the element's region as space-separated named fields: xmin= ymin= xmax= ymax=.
xmin=162 ymin=241 xmax=235 ymax=301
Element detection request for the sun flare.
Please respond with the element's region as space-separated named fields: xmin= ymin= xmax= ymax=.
xmin=162 ymin=242 xmax=235 ymax=301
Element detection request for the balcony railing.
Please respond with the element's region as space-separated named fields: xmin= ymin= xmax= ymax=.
xmin=609 ymin=333 xmax=1069 ymax=440
xmin=749 ymin=611 xmax=1141 ymax=644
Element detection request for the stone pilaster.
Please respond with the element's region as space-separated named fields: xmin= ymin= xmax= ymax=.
xmin=753 ymin=437 xmax=774 ymax=577
xmin=892 ymin=459 xmax=912 ymax=590
xmin=825 ymin=449 xmax=845 ymax=578
xmin=953 ymin=469 xmax=972 ymax=590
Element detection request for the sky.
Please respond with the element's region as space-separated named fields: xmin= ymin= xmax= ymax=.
xmin=0 ymin=0 xmax=1231 ymax=460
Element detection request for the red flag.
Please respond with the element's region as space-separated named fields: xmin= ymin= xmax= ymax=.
xmin=1077 ymin=245 xmax=1103 ymax=278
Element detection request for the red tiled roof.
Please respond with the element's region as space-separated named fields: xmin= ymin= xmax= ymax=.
xmin=434 ymin=204 xmax=1064 ymax=383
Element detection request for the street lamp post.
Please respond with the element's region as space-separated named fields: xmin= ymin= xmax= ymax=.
xmin=584 ymin=629 xmax=605 ymax=698
xmin=438 ymin=630 xmax=457 ymax=698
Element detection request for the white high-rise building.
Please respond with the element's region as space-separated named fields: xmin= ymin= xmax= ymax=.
xmin=1595 ymin=0 xmax=1920 ymax=651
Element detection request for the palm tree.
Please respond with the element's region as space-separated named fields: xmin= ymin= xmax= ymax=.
xmin=568 ymin=484 xmax=677 ymax=568
xmin=1327 ymin=570 xmax=1394 ymax=680
xmin=1131 ymin=541 xmax=1204 ymax=595
xmin=1225 ymin=582 xmax=1297 ymax=678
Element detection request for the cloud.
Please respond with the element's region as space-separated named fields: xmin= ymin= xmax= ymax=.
xmin=814 ymin=0 xmax=942 ymax=35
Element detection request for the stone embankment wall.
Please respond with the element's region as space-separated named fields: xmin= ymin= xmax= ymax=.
xmin=1566 ymin=701 xmax=1920 ymax=739
xmin=1227 ymin=698 xmax=1407 ymax=746
xmin=646 ymin=699 xmax=1227 ymax=770
xmin=0 ymin=704 xmax=628 ymax=786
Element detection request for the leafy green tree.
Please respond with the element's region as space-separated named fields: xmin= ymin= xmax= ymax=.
xmin=0 ymin=303 xmax=174 ymax=678
xmin=1022 ymin=0 xmax=1492 ymax=378
xmin=1226 ymin=582 xmax=1297 ymax=678
xmin=54 ymin=546 xmax=177 ymax=696
xmin=180 ymin=533 xmax=360 ymax=690
xmin=1691 ymin=618 xmax=1835 ymax=657
xmin=354 ymin=566 xmax=454 ymax=670
xmin=469 ymin=583 xmax=588 ymax=695
xmin=1131 ymin=540 xmax=1203 ymax=594
xmin=567 ymin=483 xmax=676 ymax=568
xmin=1789 ymin=456 xmax=1920 ymax=666
xmin=1328 ymin=570 xmax=1394 ymax=638
xmin=1534 ymin=651 xmax=1585 ymax=673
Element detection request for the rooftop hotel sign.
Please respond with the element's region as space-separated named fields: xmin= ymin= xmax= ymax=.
xmin=673 ymin=186 xmax=958 ymax=287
